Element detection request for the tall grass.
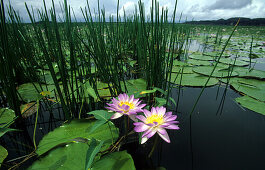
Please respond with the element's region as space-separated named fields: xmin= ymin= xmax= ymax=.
xmin=1 ymin=0 xmax=191 ymax=120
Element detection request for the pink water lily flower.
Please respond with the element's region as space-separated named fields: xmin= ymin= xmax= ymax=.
xmin=134 ymin=106 xmax=179 ymax=144
xmin=106 ymin=93 xmax=146 ymax=121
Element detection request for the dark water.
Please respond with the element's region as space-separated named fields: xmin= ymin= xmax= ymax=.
xmin=125 ymin=86 xmax=265 ymax=170
xmin=157 ymin=86 xmax=265 ymax=170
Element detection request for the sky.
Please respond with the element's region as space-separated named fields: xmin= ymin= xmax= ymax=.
xmin=4 ymin=0 xmax=265 ymax=22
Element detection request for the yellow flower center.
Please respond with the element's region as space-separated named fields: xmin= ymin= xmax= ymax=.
xmin=119 ymin=101 xmax=135 ymax=110
xmin=146 ymin=114 xmax=164 ymax=125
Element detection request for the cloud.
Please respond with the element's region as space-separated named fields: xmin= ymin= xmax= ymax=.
xmin=3 ymin=0 xmax=265 ymax=22
xmin=208 ymin=0 xmax=252 ymax=10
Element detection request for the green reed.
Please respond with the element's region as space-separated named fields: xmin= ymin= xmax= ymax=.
xmin=1 ymin=0 xmax=191 ymax=120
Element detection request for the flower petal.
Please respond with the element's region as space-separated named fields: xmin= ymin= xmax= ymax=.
xmin=157 ymin=130 xmax=170 ymax=143
xmin=164 ymin=115 xmax=177 ymax=122
xmin=128 ymin=115 xmax=138 ymax=122
xmin=129 ymin=95 xmax=134 ymax=103
xmin=136 ymin=115 xmax=147 ymax=122
xmin=157 ymin=128 xmax=167 ymax=135
xmin=143 ymin=109 xmax=151 ymax=117
xmin=111 ymin=112 xmax=123 ymax=119
xmin=164 ymin=124 xmax=180 ymax=130
xmin=134 ymin=123 xmax=150 ymax=132
xmin=141 ymin=136 xmax=149 ymax=144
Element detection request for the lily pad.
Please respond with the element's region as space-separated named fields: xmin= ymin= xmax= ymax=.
xmin=187 ymin=59 xmax=211 ymax=66
xmin=28 ymin=142 xmax=90 ymax=170
xmin=122 ymin=78 xmax=147 ymax=95
xmin=170 ymin=73 xmax=219 ymax=87
xmin=233 ymin=67 xmax=265 ymax=79
xmin=193 ymin=66 xmax=238 ymax=78
xmin=0 ymin=145 xmax=8 ymax=168
xmin=203 ymin=51 xmax=230 ymax=57
xmin=172 ymin=66 xmax=194 ymax=74
xmin=92 ymin=151 xmax=136 ymax=170
xmin=188 ymin=54 xmax=215 ymax=61
xmin=217 ymin=58 xmax=249 ymax=66
xmin=235 ymin=95 xmax=265 ymax=115
xmin=173 ymin=60 xmax=189 ymax=66
xmin=17 ymin=83 xmax=57 ymax=102
xmin=222 ymin=78 xmax=265 ymax=102
xmin=20 ymin=102 xmax=38 ymax=118
xmin=36 ymin=119 xmax=118 ymax=156
xmin=0 ymin=108 xmax=16 ymax=128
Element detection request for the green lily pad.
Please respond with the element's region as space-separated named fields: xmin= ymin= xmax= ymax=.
xmin=203 ymin=51 xmax=230 ymax=57
xmin=222 ymin=78 xmax=265 ymax=102
xmin=173 ymin=60 xmax=189 ymax=66
xmin=0 ymin=108 xmax=16 ymax=128
xmin=189 ymin=54 xmax=215 ymax=61
xmin=193 ymin=66 xmax=238 ymax=78
xmin=235 ymin=95 xmax=265 ymax=115
xmin=17 ymin=83 xmax=57 ymax=102
xmin=172 ymin=66 xmax=194 ymax=74
xmin=28 ymin=142 xmax=90 ymax=170
xmin=233 ymin=67 xmax=265 ymax=79
xmin=170 ymin=73 xmax=219 ymax=87
xmin=92 ymin=151 xmax=136 ymax=170
xmin=0 ymin=145 xmax=8 ymax=168
xmin=36 ymin=119 xmax=118 ymax=156
xmin=20 ymin=102 xmax=38 ymax=118
xmin=217 ymin=58 xmax=249 ymax=66
xmin=187 ymin=59 xmax=211 ymax=66
xmin=122 ymin=78 xmax=147 ymax=95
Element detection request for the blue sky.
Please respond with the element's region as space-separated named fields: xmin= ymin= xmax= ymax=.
xmin=5 ymin=0 xmax=265 ymax=22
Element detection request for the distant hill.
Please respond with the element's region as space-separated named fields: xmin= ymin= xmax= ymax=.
xmin=185 ymin=17 xmax=265 ymax=26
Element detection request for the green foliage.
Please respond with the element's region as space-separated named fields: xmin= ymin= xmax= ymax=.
xmin=92 ymin=151 xmax=136 ymax=170
xmin=36 ymin=119 xmax=118 ymax=156
xmin=87 ymin=110 xmax=113 ymax=121
xmin=193 ymin=66 xmax=238 ymax=77
xmin=85 ymin=139 xmax=104 ymax=170
xmin=170 ymin=73 xmax=219 ymax=87
xmin=0 ymin=108 xmax=16 ymax=128
xmin=236 ymin=95 xmax=265 ymax=115
xmin=0 ymin=145 xmax=8 ymax=168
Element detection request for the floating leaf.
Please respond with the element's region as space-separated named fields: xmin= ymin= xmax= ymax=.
xmin=85 ymin=139 xmax=104 ymax=170
xmin=17 ymin=83 xmax=57 ymax=102
xmin=0 ymin=145 xmax=8 ymax=168
xmin=20 ymin=102 xmax=38 ymax=118
xmin=187 ymin=59 xmax=211 ymax=66
xmin=235 ymin=95 xmax=265 ymax=115
xmin=0 ymin=108 xmax=16 ymax=128
xmin=189 ymin=54 xmax=215 ymax=61
xmin=233 ymin=67 xmax=265 ymax=79
xmin=28 ymin=143 xmax=90 ymax=170
xmin=217 ymin=58 xmax=249 ymax=66
xmin=172 ymin=66 xmax=194 ymax=74
xmin=222 ymin=78 xmax=265 ymax=102
xmin=122 ymin=79 xmax=147 ymax=96
xmin=36 ymin=119 xmax=118 ymax=156
xmin=193 ymin=66 xmax=238 ymax=78
xmin=173 ymin=60 xmax=189 ymax=66
xmin=87 ymin=110 xmax=112 ymax=121
xmin=170 ymin=73 xmax=218 ymax=87
xmin=92 ymin=151 xmax=136 ymax=170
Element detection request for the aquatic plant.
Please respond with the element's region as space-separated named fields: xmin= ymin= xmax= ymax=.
xmin=106 ymin=93 xmax=146 ymax=121
xmin=134 ymin=106 xmax=179 ymax=144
